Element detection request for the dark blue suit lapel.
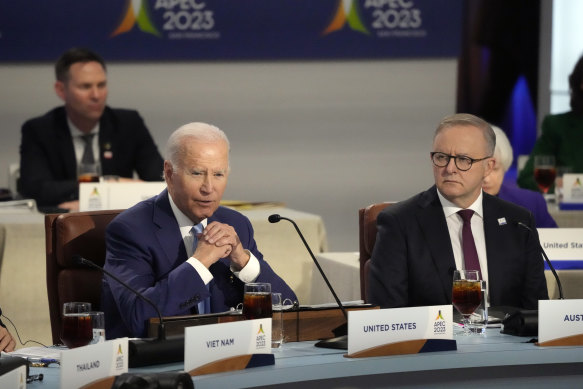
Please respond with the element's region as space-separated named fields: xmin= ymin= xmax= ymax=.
xmin=416 ymin=186 xmax=456 ymax=302
xmin=152 ymin=190 xmax=188 ymax=270
xmin=55 ymin=108 xmax=77 ymax=178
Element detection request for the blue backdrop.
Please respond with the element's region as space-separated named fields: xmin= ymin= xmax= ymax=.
xmin=0 ymin=0 xmax=461 ymax=61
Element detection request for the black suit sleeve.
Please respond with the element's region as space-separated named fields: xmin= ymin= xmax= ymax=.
xmin=367 ymin=209 xmax=410 ymax=308
xmin=520 ymin=213 xmax=550 ymax=308
xmin=19 ymin=119 xmax=78 ymax=206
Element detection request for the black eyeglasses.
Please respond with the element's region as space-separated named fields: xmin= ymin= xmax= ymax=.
xmin=430 ymin=152 xmax=491 ymax=171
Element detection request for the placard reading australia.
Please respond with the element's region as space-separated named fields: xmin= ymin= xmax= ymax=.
xmin=0 ymin=0 xmax=461 ymax=61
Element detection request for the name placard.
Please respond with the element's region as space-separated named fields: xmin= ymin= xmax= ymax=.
xmin=538 ymin=299 xmax=583 ymax=346
xmin=346 ymin=305 xmax=455 ymax=358
xmin=0 ymin=364 xmax=26 ymax=389
xmin=184 ymin=318 xmax=273 ymax=376
xmin=537 ymin=228 xmax=583 ymax=269
xmin=59 ymin=338 xmax=128 ymax=389
xmin=79 ymin=182 xmax=167 ymax=211
xmin=562 ymin=174 xmax=583 ymax=204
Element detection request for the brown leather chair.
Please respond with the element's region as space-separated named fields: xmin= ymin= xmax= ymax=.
xmin=45 ymin=209 xmax=123 ymax=344
xmin=358 ymin=202 xmax=394 ymax=303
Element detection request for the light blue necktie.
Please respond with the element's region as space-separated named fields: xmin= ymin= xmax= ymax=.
xmin=192 ymin=223 xmax=211 ymax=314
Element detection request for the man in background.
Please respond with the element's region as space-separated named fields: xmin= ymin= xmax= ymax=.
xmin=368 ymin=113 xmax=548 ymax=310
xmin=19 ymin=47 xmax=164 ymax=212
xmin=101 ymin=122 xmax=297 ymax=338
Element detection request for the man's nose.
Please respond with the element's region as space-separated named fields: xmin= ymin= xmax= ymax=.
xmin=445 ymin=157 xmax=458 ymax=173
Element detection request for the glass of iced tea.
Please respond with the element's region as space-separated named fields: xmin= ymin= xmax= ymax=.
xmin=534 ymin=155 xmax=556 ymax=199
xmin=77 ymin=162 xmax=101 ymax=183
xmin=242 ymin=283 xmax=272 ymax=320
xmin=61 ymin=302 xmax=93 ymax=348
xmin=452 ymin=270 xmax=482 ymax=336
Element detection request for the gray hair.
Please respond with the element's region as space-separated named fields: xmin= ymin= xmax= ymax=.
xmin=434 ymin=113 xmax=496 ymax=156
xmin=165 ymin=122 xmax=230 ymax=170
xmin=491 ymin=125 xmax=513 ymax=171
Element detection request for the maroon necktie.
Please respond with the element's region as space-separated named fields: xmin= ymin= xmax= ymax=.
xmin=457 ymin=209 xmax=481 ymax=274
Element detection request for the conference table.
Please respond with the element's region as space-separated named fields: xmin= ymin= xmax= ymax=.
xmin=29 ymin=328 xmax=583 ymax=388
xmin=0 ymin=205 xmax=327 ymax=348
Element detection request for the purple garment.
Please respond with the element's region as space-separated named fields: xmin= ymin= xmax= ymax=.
xmin=497 ymin=181 xmax=558 ymax=228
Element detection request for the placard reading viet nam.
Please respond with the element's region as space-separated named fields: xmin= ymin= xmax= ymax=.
xmin=346 ymin=305 xmax=455 ymax=358
xmin=538 ymin=299 xmax=583 ymax=346
xmin=184 ymin=318 xmax=273 ymax=376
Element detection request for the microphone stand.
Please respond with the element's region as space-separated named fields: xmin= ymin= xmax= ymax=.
xmin=268 ymin=214 xmax=348 ymax=349
xmin=74 ymin=255 xmax=184 ymax=367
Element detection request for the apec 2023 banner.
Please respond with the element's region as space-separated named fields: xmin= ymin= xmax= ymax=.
xmin=0 ymin=0 xmax=461 ymax=61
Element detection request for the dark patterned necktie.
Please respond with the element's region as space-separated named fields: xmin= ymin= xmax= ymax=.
xmin=81 ymin=133 xmax=96 ymax=164
xmin=457 ymin=209 xmax=481 ymax=274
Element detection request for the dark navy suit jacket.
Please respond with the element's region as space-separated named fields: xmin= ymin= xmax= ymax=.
xmin=367 ymin=186 xmax=549 ymax=310
xmin=497 ymin=181 xmax=558 ymax=228
xmin=101 ymin=190 xmax=297 ymax=339
xmin=19 ymin=106 xmax=164 ymax=207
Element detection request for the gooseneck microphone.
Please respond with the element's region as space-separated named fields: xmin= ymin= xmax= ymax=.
xmin=515 ymin=222 xmax=564 ymax=299
xmin=269 ymin=214 xmax=348 ymax=349
xmin=74 ymin=255 xmax=184 ymax=367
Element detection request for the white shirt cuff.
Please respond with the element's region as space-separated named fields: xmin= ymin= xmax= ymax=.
xmin=187 ymin=257 xmax=213 ymax=284
xmin=231 ymin=250 xmax=260 ymax=283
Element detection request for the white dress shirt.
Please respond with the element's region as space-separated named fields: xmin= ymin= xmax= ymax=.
xmin=437 ymin=189 xmax=489 ymax=303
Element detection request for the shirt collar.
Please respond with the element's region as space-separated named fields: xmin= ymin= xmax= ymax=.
xmin=437 ymin=189 xmax=484 ymax=219
xmin=168 ymin=192 xmax=207 ymax=232
xmin=67 ymin=117 xmax=99 ymax=138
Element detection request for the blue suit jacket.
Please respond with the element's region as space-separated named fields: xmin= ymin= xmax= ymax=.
xmin=497 ymin=181 xmax=558 ymax=228
xmin=367 ymin=186 xmax=549 ymax=310
xmin=101 ymin=190 xmax=297 ymax=339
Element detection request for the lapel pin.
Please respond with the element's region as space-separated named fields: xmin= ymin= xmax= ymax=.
xmin=498 ymin=217 xmax=507 ymax=226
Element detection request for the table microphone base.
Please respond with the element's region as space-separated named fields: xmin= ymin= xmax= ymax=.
xmin=315 ymin=335 xmax=348 ymax=350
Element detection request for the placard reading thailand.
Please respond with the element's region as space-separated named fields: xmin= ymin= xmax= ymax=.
xmin=184 ymin=318 xmax=272 ymax=374
xmin=538 ymin=299 xmax=583 ymax=346
xmin=60 ymin=338 xmax=128 ymax=389
xmin=537 ymin=228 xmax=583 ymax=269
xmin=347 ymin=305 xmax=454 ymax=357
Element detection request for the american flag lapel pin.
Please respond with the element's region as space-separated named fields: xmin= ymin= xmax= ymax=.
xmin=498 ymin=217 xmax=507 ymax=226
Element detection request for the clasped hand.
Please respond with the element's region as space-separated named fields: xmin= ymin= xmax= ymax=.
xmin=193 ymin=222 xmax=250 ymax=270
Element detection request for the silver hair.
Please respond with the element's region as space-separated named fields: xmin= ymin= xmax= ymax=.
xmin=164 ymin=122 xmax=230 ymax=171
xmin=434 ymin=113 xmax=496 ymax=156
xmin=491 ymin=125 xmax=513 ymax=171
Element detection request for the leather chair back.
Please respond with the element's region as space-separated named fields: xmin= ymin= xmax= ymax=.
xmin=358 ymin=202 xmax=393 ymax=302
xmin=45 ymin=209 xmax=122 ymax=344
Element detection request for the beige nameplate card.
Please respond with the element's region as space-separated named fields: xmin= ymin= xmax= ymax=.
xmin=538 ymin=299 xmax=583 ymax=346
xmin=562 ymin=174 xmax=583 ymax=203
xmin=60 ymin=338 xmax=128 ymax=389
xmin=185 ymin=318 xmax=274 ymax=376
xmin=0 ymin=363 xmax=26 ymax=389
xmin=79 ymin=182 xmax=167 ymax=211
xmin=346 ymin=305 xmax=455 ymax=358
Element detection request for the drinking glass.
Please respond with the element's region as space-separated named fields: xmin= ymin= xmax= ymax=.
xmin=61 ymin=302 xmax=93 ymax=348
xmin=452 ymin=270 xmax=482 ymax=336
xmin=242 ymin=283 xmax=272 ymax=320
xmin=89 ymin=311 xmax=106 ymax=344
xmin=78 ymin=162 xmax=101 ymax=183
xmin=534 ymin=155 xmax=556 ymax=198
xmin=271 ymin=293 xmax=283 ymax=348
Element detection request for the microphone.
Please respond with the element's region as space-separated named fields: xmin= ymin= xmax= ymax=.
xmin=74 ymin=255 xmax=184 ymax=367
xmin=514 ymin=222 xmax=564 ymax=300
xmin=268 ymin=214 xmax=348 ymax=349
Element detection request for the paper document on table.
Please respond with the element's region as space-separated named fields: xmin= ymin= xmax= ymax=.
xmin=2 ymin=346 xmax=63 ymax=361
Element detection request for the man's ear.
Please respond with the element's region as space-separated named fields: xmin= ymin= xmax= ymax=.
xmin=483 ymin=157 xmax=495 ymax=178
xmin=54 ymin=81 xmax=66 ymax=101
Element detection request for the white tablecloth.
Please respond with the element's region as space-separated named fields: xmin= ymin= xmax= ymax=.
xmin=310 ymin=251 xmax=360 ymax=304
